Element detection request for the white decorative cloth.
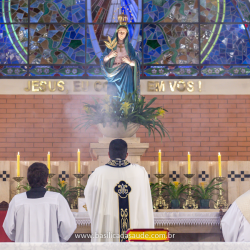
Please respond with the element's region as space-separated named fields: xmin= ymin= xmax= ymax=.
xmin=73 ymin=212 xmax=91 ymax=226
xmin=73 ymin=211 xmax=221 ymax=226
xmin=154 ymin=211 xmax=220 ymax=226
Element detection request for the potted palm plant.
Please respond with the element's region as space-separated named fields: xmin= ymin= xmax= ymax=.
xmin=46 ymin=179 xmax=85 ymax=206
xmin=76 ymin=91 xmax=169 ymax=139
xmin=193 ymin=178 xmax=222 ymax=208
xmin=166 ymin=182 xmax=189 ymax=209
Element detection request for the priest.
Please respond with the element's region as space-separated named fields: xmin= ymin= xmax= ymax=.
xmin=3 ymin=162 xmax=76 ymax=242
xmin=84 ymin=139 xmax=154 ymax=242
xmin=221 ymin=190 xmax=250 ymax=241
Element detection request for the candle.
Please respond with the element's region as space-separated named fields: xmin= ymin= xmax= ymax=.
xmin=158 ymin=150 xmax=161 ymax=174
xmin=78 ymin=149 xmax=81 ymax=173
xmin=17 ymin=152 xmax=20 ymax=177
xmin=188 ymin=152 xmax=191 ymax=174
xmin=218 ymin=152 xmax=221 ymax=177
xmin=47 ymin=152 xmax=50 ymax=174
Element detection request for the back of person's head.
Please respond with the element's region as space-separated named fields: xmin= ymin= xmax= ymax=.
xmin=109 ymin=139 xmax=128 ymax=160
xmin=27 ymin=162 xmax=48 ymax=188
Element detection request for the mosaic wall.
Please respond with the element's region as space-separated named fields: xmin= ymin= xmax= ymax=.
xmin=1 ymin=0 xmax=250 ymax=78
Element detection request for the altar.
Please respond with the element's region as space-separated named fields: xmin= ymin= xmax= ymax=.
xmin=70 ymin=209 xmax=225 ymax=242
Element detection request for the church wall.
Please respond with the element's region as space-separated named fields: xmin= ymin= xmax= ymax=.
xmin=0 ymin=94 xmax=249 ymax=161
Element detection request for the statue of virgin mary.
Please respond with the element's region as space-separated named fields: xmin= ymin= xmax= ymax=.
xmin=100 ymin=15 xmax=140 ymax=99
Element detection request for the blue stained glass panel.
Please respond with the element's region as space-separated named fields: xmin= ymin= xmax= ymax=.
xmin=29 ymin=0 xmax=85 ymax=23
xmin=201 ymin=24 xmax=250 ymax=64
xmin=143 ymin=24 xmax=199 ymax=64
xmin=236 ymin=0 xmax=250 ymax=22
xmin=0 ymin=24 xmax=28 ymax=64
xmin=29 ymin=24 xmax=85 ymax=64
xmin=200 ymin=0 xmax=243 ymax=23
xmin=90 ymin=0 xmax=139 ymax=23
xmin=143 ymin=0 xmax=198 ymax=23
xmin=0 ymin=0 xmax=28 ymax=23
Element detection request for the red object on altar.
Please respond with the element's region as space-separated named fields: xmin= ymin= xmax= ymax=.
xmin=0 ymin=201 xmax=12 ymax=242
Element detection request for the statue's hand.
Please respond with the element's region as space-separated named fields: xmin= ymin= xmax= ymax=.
xmin=122 ymin=56 xmax=135 ymax=66
xmin=122 ymin=56 xmax=131 ymax=64
xmin=108 ymin=50 xmax=117 ymax=59
xmin=104 ymin=50 xmax=117 ymax=62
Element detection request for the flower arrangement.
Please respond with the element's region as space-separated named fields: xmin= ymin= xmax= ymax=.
xmin=193 ymin=178 xmax=222 ymax=201
xmin=76 ymin=91 xmax=169 ymax=139
xmin=165 ymin=181 xmax=189 ymax=208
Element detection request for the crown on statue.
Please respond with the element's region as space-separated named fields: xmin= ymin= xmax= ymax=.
xmin=118 ymin=13 xmax=128 ymax=25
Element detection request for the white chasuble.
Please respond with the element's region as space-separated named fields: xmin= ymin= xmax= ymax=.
xmin=3 ymin=191 xmax=77 ymax=242
xmin=84 ymin=160 xmax=154 ymax=242
xmin=221 ymin=190 xmax=250 ymax=242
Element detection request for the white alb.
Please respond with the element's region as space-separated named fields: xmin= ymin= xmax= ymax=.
xmin=3 ymin=191 xmax=77 ymax=242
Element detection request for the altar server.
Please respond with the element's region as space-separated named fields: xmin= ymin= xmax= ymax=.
xmin=221 ymin=190 xmax=250 ymax=241
xmin=84 ymin=139 xmax=154 ymax=242
xmin=3 ymin=162 xmax=76 ymax=242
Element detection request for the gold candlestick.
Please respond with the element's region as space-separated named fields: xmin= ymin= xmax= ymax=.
xmin=154 ymin=174 xmax=168 ymax=209
xmin=13 ymin=177 xmax=24 ymax=194
xmin=183 ymin=174 xmax=198 ymax=209
xmin=214 ymin=177 xmax=228 ymax=209
xmin=72 ymin=174 xmax=85 ymax=209
xmin=47 ymin=173 xmax=55 ymax=191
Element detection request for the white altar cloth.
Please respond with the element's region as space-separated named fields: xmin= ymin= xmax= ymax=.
xmin=73 ymin=210 xmax=221 ymax=226
xmin=0 ymin=242 xmax=250 ymax=250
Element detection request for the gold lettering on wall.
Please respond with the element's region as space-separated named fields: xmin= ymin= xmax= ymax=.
xmin=199 ymin=81 xmax=202 ymax=92
xmin=147 ymin=81 xmax=155 ymax=92
xmin=148 ymin=80 xmax=202 ymax=93
xmin=73 ymin=81 xmax=89 ymax=92
xmin=48 ymin=81 xmax=56 ymax=92
xmin=147 ymin=81 xmax=165 ymax=92
xmin=32 ymin=81 xmax=40 ymax=92
xmin=169 ymin=81 xmax=177 ymax=92
xmin=176 ymin=80 xmax=186 ymax=92
xmin=24 ymin=80 xmax=202 ymax=94
xmin=24 ymin=81 xmax=66 ymax=92
xmin=187 ymin=81 xmax=194 ymax=92
xmin=24 ymin=81 xmax=31 ymax=92
xmin=94 ymin=81 xmax=103 ymax=92
xmin=39 ymin=81 xmax=47 ymax=92
xmin=156 ymin=81 xmax=165 ymax=92
xmin=57 ymin=81 xmax=65 ymax=92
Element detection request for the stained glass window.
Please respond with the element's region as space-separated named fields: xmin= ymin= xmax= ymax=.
xmin=1 ymin=0 xmax=250 ymax=78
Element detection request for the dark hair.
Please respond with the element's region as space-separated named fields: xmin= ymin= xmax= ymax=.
xmin=109 ymin=139 xmax=128 ymax=160
xmin=27 ymin=162 xmax=48 ymax=188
